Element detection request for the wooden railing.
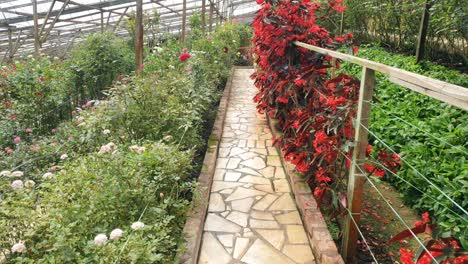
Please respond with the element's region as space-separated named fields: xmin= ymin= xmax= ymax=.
xmin=293 ymin=41 xmax=468 ymax=262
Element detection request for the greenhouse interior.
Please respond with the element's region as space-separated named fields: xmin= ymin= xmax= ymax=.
xmin=0 ymin=0 xmax=466 ymax=263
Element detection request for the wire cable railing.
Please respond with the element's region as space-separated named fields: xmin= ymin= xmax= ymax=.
xmin=292 ymin=40 xmax=468 ymax=262
xmin=361 ymin=124 xmax=468 ymax=216
xmin=337 ymin=150 xmax=440 ymax=263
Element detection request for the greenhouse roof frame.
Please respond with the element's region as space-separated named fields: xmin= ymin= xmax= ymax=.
xmin=0 ymin=0 xmax=258 ymax=61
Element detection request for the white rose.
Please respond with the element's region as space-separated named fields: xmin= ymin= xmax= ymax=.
xmin=24 ymin=180 xmax=35 ymax=188
xmin=109 ymin=228 xmax=123 ymax=240
xmin=94 ymin=234 xmax=108 ymax=246
xmin=11 ymin=180 xmax=24 ymax=189
xmin=103 ymin=129 xmax=111 ymax=135
xmin=11 ymin=242 xmax=26 ymax=253
xmin=60 ymin=154 xmax=68 ymax=160
xmin=42 ymin=172 xmax=56 ymax=179
xmin=99 ymin=145 xmax=111 ymax=154
xmin=131 ymin=221 xmax=145 ymax=230
xmin=107 ymin=142 xmax=116 ymax=150
xmin=11 ymin=171 xmax=24 ymax=177
xmin=0 ymin=170 xmax=11 ymax=177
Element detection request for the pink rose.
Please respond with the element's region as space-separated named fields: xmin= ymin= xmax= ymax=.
xmin=13 ymin=137 xmax=21 ymax=144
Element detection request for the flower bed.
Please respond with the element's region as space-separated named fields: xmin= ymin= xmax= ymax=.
xmin=0 ymin=21 xmax=251 ymax=262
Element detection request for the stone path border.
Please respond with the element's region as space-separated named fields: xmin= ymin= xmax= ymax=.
xmin=267 ymin=118 xmax=345 ymax=264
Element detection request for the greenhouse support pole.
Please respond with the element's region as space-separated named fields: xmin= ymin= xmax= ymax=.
xmin=39 ymin=0 xmax=57 ymax=37
xmin=416 ymin=0 xmax=432 ymax=63
xmin=209 ymin=3 xmax=213 ymax=33
xmin=101 ymin=10 xmax=104 ymax=33
xmin=339 ymin=12 xmax=344 ymax=34
xmin=341 ymin=67 xmax=375 ymax=263
xmin=7 ymin=29 xmax=12 ymax=61
xmin=201 ymin=0 xmax=206 ymax=32
xmin=114 ymin=7 xmax=129 ymax=32
xmin=181 ymin=0 xmax=187 ymax=44
xmin=32 ymin=0 xmax=40 ymax=56
xmin=135 ymin=0 xmax=144 ymax=75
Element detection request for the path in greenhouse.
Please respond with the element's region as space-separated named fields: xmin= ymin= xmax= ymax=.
xmin=198 ymin=69 xmax=315 ymax=264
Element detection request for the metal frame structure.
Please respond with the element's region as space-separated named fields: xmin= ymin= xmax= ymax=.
xmin=0 ymin=0 xmax=258 ymax=62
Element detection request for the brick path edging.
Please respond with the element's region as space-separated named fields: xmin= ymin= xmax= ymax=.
xmin=176 ymin=66 xmax=254 ymax=264
xmin=266 ymin=117 xmax=345 ymax=264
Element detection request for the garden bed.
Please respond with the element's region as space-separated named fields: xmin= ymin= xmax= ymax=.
xmin=0 ymin=20 xmax=251 ymax=263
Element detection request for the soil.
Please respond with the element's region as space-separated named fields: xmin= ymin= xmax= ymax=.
xmin=356 ymin=179 xmax=422 ymax=263
xmin=325 ymin=178 xmax=423 ymax=263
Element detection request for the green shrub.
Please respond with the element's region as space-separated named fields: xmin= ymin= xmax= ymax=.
xmin=0 ymin=22 xmax=248 ymax=262
xmin=1 ymin=142 xmax=192 ymax=263
xmin=66 ymin=33 xmax=134 ymax=100
xmin=0 ymin=33 xmax=134 ymax=150
xmin=339 ymin=45 xmax=468 ymax=246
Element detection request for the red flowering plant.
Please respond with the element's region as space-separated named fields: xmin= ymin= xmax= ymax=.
xmin=251 ymin=1 xmax=467 ymax=260
xmin=251 ymin=0 xmax=361 ymax=216
xmin=390 ymin=212 xmax=467 ymax=264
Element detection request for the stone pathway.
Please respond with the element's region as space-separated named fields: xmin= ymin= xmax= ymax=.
xmin=198 ymin=69 xmax=315 ymax=264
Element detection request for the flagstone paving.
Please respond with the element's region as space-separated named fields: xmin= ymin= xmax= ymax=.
xmin=198 ymin=69 xmax=315 ymax=264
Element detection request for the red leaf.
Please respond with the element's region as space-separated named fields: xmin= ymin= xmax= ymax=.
xmin=388 ymin=224 xmax=437 ymax=244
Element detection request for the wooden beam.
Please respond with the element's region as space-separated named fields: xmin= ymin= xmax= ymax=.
xmin=106 ymin=11 xmax=112 ymax=28
xmin=38 ymin=0 xmax=57 ymax=37
xmin=151 ymin=0 xmax=182 ymax=16
xmin=135 ymin=0 xmax=144 ymax=75
xmin=32 ymin=0 xmax=40 ymax=55
xmin=416 ymin=0 xmax=432 ymax=63
xmin=40 ymin=0 xmax=71 ymax=44
xmin=7 ymin=29 xmax=12 ymax=60
xmin=113 ymin=7 xmax=129 ymax=32
xmin=201 ymin=0 xmax=206 ymax=32
xmin=209 ymin=3 xmax=213 ymax=33
xmin=101 ymin=10 xmax=104 ymax=33
xmin=293 ymin=41 xmax=468 ymax=110
xmin=181 ymin=0 xmax=187 ymax=43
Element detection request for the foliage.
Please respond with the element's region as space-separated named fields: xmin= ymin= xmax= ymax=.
xmin=327 ymin=0 xmax=468 ymax=68
xmin=390 ymin=213 xmax=467 ymax=263
xmin=66 ymin=33 xmax=134 ymax=99
xmin=1 ymin=143 xmax=193 ymax=263
xmin=0 ymin=57 xmax=74 ymax=148
xmin=339 ymin=45 xmax=468 ymax=248
xmin=252 ymin=0 xmax=362 ymax=217
xmin=0 ymin=33 xmax=134 ymax=151
xmin=252 ymin=0 xmax=467 ymax=262
xmin=0 ymin=21 xmax=247 ymax=262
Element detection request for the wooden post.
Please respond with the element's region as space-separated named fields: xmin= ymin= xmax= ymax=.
xmin=7 ymin=29 xmax=12 ymax=61
xmin=181 ymin=0 xmax=187 ymax=43
xmin=201 ymin=0 xmax=206 ymax=32
xmin=135 ymin=0 xmax=144 ymax=75
xmin=341 ymin=67 xmax=375 ymax=263
xmin=339 ymin=12 xmax=344 ymax=35
xmin=32 ymin=0 xmax=40 ymax=56
xmin=100 ymin=10 xmax=104 ymax=33
xmin=416 ymin=0 xmax=432 ymax=63
xmin=39 ymin=0 xmax=56 ymax=38
xmin=209 ymin=3 xmax=213 ymax=33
